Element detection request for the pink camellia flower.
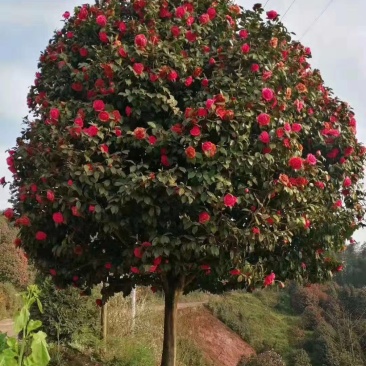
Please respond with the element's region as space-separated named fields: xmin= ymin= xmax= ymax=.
xmin=241 ymin=43 xmax=250 ymax=54
xmin=230 ymin=269 xmax=241 ymax=276
xmin=134 ymin=127 xmax=146 ymax=140
xmin=89 ymin=205 xmax=95 ymax=213
xmin=62 ymin=11 xmax=70 ymax=19
xmin=36 ymin=231 xmax=47 ymax=241
xmin=306 ymin=154 xmax=317 ymax=165
xmin=206 ymin=99 xmax=215 ymax=109
xmin=301 ymin=262 xmax=307 ymax=269
xmin=262 ymin=88 xmax=274 ymax=102
xmin=266 ymin=10 xmax=278 ymax=20
xmin=264 ymin=273 xmax=275 ymax=286
xmin=343 ymin=176 xmax=352 ymax=187
xmin=199 ymin=13 xmax=210 ymax=24
xmin=202 ymin=141 xmax=217 ymax=157
xmin=135 ymin=34 xmax=148 ymax=48
xmin=336 ymin=265 xmax=344 ymax=272
xmin=289 ymin=157 xmax=303 ymax=170
xmin=223 ymin=193 xmax=238 ymax=207
xmin=259 ymin=131 xmax=270 ymax=144
xmin=53 ymin=212 xmax=64 ymax=224
xmin=199 ymin=212 xmax=210 ymax=224
xmin=93 ymin=100 xmax=105 ymax=112
xmin=257 ymin=113 xmax=271 ymax=126
xmin=190 ymin=126 xmax=201 ymax=137
xmin=96 ymin=15 xmax=107 ymax=27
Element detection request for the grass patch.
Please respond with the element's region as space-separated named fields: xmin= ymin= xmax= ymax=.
xmin=207 ymin=289 xmax=301 ymax=362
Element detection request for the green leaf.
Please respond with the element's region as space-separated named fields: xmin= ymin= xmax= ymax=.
xmin=14 ymin=307 xmax=29 ymax=334
xmin=23 ymin=331 xmax=50 ymax=366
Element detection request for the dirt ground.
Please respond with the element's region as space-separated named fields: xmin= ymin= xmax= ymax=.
xmin=178 ymin=306 xmax=255 ymax=366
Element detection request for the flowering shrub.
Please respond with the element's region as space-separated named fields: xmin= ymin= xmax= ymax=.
xmin=4 ymin=1 xmax=366 ymax=364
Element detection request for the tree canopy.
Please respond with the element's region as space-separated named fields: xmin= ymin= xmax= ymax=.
xmin=3 ymin=1 xmax=366 ymax=363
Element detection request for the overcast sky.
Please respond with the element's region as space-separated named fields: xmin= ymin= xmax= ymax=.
xmin=1 ymin=0 xmax=365 ymax=241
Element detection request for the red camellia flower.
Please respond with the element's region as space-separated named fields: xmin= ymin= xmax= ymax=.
xmin=36 ymin=231 xmax=47 ymax=241
xmin=96 ymin=15 xmax=107 ymax=27
xmin=4 ymin=208 xmax=14 ymax=220
xmin=241 ymin=43 xmax=250 ymax=54
xmin=343 ymin=176 xmax=352 ymax=187
xmin=84 ymin=126 xmax=99 ymax=137
xmin=148 ymin=136 xmax=157 ymax=145
xmin=223 ymin=193 xmax=238 ymax=207
xmin=171 ymin=25 xmax=180 ymax=37
xmin=185 ymin=76 xmax=193 ymax=87
xmin=262 ymin=88 xmax=274 ymax=102
xmin=289 ymin=157 xmax=303 ymax=170
xmin=185 ymin=31 xmax=197 ymax=43
xmin=95 ymin=299 xmax=103 ymax=307
xmin=133 ymin=63 xmax=144 ymax=75
xmin=264 ymin=273 xmax=276 ymax=286
xmin=175 ymin=6 xmax=186 ymax=18
xmin=134 ymin=247 xmax=143 ymax=258
xmin=93 ymin=100 xmax=105 ymax=112
xmin=230 ymin=269 xmax=241 ymax=276
xmin=53 ymin=212 xmax=64 ymax=224
xmin=266 ymin=10 xmax=278 ymax=20
xmin=99 ymin=32 xmax=108 ymax=43
xmin=190 ymin=126 xmax=201 ymax=137
xmin=259 ymin=131 xmax=270 ymax=144
xmin=134 ymin=127 xmax=146 ymax=140
xmin=199 ymin=212 xmax=210 ymax=224
xmin=100 ymin=144 xmax=109 ymax=154
xmin=135 ymin=34 xmax=148 ymax=48
xmin=251 ymin=63 xmax=260 ymax=72
xmin=98 ymin=111 xmax=109 ymax=122
xmin=291 ymin=123 xmax=302 ymax=132
xmin=49 ymin=269 xmax=57 ymax=276
xmin=126 ymin=106 xmax=133 ymax=117
xmin=131 ymin=266 xmax=140 ymax=274
xmin=185 ymin=146 xmax=196 ymax=159
xmin=161 ymin=155 xmax=170 ymax=166
xmin=16 ymin=216 xmax=31 ymax=227
xmin=105 ymin=262 xmax=112 ymax=270
xmin=14 ymin=238 xmax=21 ymax=247
xmin=252 ymin=227 xmax=260 ymax=235
xmin=50 ymin=108 xmax=60 ymax=120
xmin=257 ymin=113 xmax=271 ymax=126
xmin=239 ymin=29 xmax=248 ymax=39
xmin=62 ymin=11 xmax=70 ymax=19
xmin=202 ymin=141 xmax=217 ymax=157
xmin=207 ymin=7 xmax=216 ymax=19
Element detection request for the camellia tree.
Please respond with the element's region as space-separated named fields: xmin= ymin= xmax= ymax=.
xmin=4 ymin=0 xmax=366 ymax=365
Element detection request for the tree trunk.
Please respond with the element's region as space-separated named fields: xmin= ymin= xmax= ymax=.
xmin=160 ymin=277 xmax=183 ymax=366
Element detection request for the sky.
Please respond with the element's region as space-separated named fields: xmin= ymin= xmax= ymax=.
xmin=1 ymin=0 xmax=366 ymax=241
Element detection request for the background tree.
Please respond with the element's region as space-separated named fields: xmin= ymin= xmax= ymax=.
xmin=0 ymin=215 xmax=30 ymax=289
xmin=4 ymin=1 xmax=365 ymax=365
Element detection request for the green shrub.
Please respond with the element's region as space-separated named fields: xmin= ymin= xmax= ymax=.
xmin=32 ymin=277 xmax=99 ymax=345
xmin=290 ymin=349 xmax=312 ymax=366
xmin=0 ymin=282 xmax=22 ymax=319
xmin=239 ymin=350 xmax=285 ymax=366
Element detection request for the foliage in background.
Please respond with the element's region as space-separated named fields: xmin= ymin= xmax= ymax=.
xmin=0 ymin=285 xmax=50 ymax=366
xmin=0 ymin=282 xmax=22 ymax=320
xmin=32 ymin=277 xmax=100 ymax=346
xmin=336 ymin=242 xmax=366 ymax=288
xmin=0 ymin=216 xmax=30 ymax=289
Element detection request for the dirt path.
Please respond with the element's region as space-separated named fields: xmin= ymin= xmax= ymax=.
xmin=178 ymin=307 xmax=255 ymax=366
xmin=0 ymin=318 xmax=16 ymax=337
